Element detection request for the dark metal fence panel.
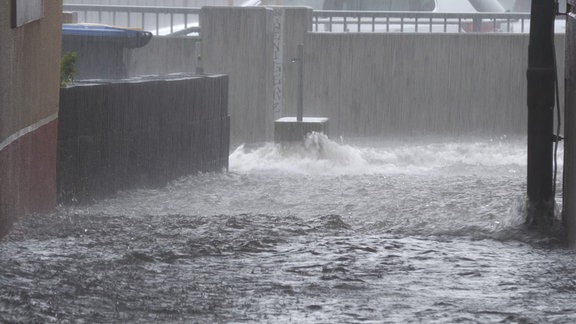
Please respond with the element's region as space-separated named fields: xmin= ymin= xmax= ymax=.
xmin=57 ymin=75 xmax=230 ymax=203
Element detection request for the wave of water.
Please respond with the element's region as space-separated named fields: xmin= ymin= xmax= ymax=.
xmin=76 ymin=133 xmax=562 ymax=243
xmin=229 ymin=132 xmax=534 ymax=176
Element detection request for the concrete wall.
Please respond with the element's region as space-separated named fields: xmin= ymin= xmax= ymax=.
xmin=62 ymin=35 xmax=201 ymax=80
xmin=128 ymin=8 xmax=565 ymax=143
xmin=0 ymin=1 xmax=62 ymax=238
xmin=128 ymin=37 xmax=201 ymax=77
xmin=57 ymin=75 xmax=230 ymax=203
xmin=196 ymin=7 xmax=565 ymax=144
xmin=62 ymin=36 xmax=133 ymax=80
xmin=201 ymin=6 xmax=312 ymax=145
xmin=201 ymin=6 xmax=274 ymax=145
xmin=276 ymin=7 xmax=313 ymax=120
xmin=303 ymin=32 xmax=565 ymax=137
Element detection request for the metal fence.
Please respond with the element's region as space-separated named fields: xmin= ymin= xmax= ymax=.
xmin=62 ymin=4 xmax=201 ymax=36
xmin=63 ymin=4 xmax=563 ymax=36
xmin=312 ymin=11 xmax=533 ymax=33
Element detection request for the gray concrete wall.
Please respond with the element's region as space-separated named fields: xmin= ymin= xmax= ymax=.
xmin=128 ymin=36 xmax=201 ymax=77
xmin=63 ymin=35 xmax=201 ymax=80
xmin=131 ymin=8 xmax=565 ymax=143
xmin=303 ymin=32 xmax=565 ymax=137
xmin=276 ymin=7 xmax=313 ymax=119
xmin=200 ymin=6 xmax=312 ymax=144
xmin=57 ymin=75 xmax=230 ymax=203
xmin=201 ymin=6 xmax=274 ymax=144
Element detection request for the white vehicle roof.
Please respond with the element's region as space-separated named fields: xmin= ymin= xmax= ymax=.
xmin=242 ymin=0 xmax=506 ymax=12
xmin=434 ymin=0 xmax=478 ymax=12
xmin=436 ymin=0 xmax=503 ymax=12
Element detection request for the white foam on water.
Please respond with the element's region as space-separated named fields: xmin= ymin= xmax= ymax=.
xmin=229 ymin=133 xmax=542 ymax=176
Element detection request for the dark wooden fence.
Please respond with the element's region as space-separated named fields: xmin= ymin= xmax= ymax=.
xmin=57 ymin=74 xmax=229 ymax=203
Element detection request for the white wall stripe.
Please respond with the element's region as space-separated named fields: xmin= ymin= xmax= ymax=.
xmin=0 ymin=113 xmax=59 ymax=152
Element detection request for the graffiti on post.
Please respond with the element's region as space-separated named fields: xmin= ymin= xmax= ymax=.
xmin=272 ymin=8 xmax=284 ymax=119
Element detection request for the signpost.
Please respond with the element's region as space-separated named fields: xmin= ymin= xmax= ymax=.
xmin=274 ymin=44 xmax=329 ymax=143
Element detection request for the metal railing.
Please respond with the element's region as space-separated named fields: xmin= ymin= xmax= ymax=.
xmin=312 ymin=11 xmax=533 ymax=33
xmin=63 ymin=5 xmax=565 ymax=36
xmin=62 ymin=4 xmax=201 ymax=36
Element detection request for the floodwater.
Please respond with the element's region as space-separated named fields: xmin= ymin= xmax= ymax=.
xmin=1 ymin=133 xmax=575 ymax=323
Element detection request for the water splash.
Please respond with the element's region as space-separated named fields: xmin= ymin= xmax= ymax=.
xmin=230 ymin=132 xmax=370 ymax=175
xmin=230 ymin=133 xmax=534 ymax=176
xmin=3 ymin=134 xmax=574 ymax=322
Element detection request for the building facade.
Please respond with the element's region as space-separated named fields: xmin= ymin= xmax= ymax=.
xmin=0 ymin=1 xmax=62 ymax=238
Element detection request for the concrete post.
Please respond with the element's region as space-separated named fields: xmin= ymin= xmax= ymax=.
xmin=278 ymin=7 xmax=313 ymax=120
xmin=201 ymin=6 xmax=311 ymax=145
xmin=201 ymin=7 xmax=274 ymax=144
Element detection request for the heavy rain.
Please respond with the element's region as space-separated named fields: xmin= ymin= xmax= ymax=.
xmin=2 ymin=0 xmax=576 ymax=323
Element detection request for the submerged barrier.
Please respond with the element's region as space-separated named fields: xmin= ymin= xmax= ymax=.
xmin=57 ymin=74 xmax=230 ymax=203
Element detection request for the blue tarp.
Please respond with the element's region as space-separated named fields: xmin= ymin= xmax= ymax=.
xmin=62 ymin=24 xmax=153 ymax=48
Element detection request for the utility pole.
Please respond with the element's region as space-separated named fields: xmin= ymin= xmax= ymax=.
xmin=526 ymin=0 xmax=557 ymax=227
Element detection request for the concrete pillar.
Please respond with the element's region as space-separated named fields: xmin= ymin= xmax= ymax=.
xmin=201 ymin=7 xmax=274 ymax=145
xmin=201 ymin=6 xmax=311 ymax=145
xmin=277 ymin=7 xmax=313 ymax=120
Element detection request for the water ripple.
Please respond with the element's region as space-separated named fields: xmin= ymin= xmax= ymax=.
xmin=1 ymin=136 xmax=573 ymax=323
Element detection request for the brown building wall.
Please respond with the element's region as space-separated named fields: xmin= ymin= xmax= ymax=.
xmin=0 ymin=1 xmax=62 ymax=238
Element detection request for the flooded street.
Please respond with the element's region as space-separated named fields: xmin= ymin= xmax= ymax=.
xmin=2 ymin=134 xmax=576 ymax=323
